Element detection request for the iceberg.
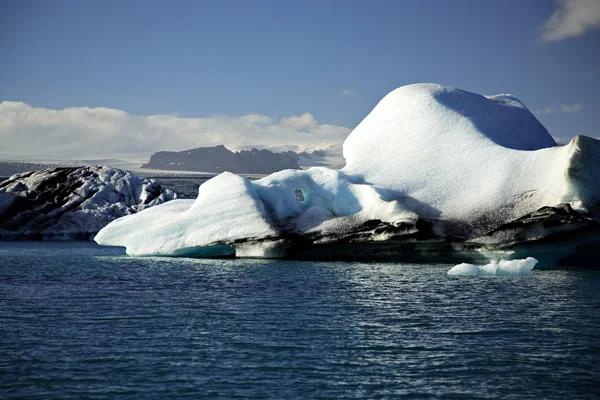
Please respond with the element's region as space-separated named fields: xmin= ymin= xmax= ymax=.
xmin=95 ymin=172 xmax=279 ymax=256
xmin=343 ymin=84 xmax=597 ymax=229
xmin=448 ymin=257 xmax=538 ymax=277
xmin=95 ymin=84 xmax=600 ymax=266
xmin=0 ymin=166 xmax=178 ymax=240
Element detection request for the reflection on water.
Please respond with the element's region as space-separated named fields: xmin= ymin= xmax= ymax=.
xmin=1 ymin=242 xmax=599 ymax=399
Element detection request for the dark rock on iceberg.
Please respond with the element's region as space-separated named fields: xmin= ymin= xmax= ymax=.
xmin=474 ymin=204 xmax=600 ymax=249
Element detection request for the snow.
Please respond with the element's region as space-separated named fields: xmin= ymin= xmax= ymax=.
xmin=253 ymin=167 xmax=416 ymax=234
xmin=448 ymin=257 xmax=538 ymax=276
xmin=341 ymin=84 xmax=583 ymax=226
xmin=95 ymin=83 xmax=600 ymax=259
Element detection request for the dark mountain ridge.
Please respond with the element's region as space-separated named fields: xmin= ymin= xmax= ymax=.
xmin=142 ymin=145 xmax=303 ymax=174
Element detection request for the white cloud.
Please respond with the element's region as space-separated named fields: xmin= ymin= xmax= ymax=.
xmin=536 ymin=107 xmax=555 ymax=115
xmin=584 ymin=69 xmax=600 ymax=78
xmin=0 ymin=102 xmax=351 ymax=160
xmin=560 ymin=103 xmax=584 ymax=113
xmin=279 ymin=112 xmax=319 ymax=131
xmin=541 ymin=0 xmax=600 ymax=41
xmin=340 ymin=89 xmax=357 ymax=97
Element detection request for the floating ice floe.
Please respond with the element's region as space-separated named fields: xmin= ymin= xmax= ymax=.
xmin=95 ymin=83 xmax=600 ymax=264
xmin=448 ymin=257 xmax=538 ymax=276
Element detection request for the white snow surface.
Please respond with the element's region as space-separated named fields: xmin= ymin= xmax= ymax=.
xmin=95 ymin=172 xmax=279 ymax=256
xmin=342 ymin=83 xmax=597 ymax=223
xmin=448 ymin=257 xmax=538 ymax=276
xmin=253 ymin=168 xmax=416 ymax=235
xmin=96 ymin=83 xmax=600 ymax=257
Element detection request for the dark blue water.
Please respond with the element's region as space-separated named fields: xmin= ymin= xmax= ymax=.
xmin=1 ymin=242 xmax=599 ymax=399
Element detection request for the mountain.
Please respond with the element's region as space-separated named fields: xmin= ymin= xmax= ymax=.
xmin=141 ymin=145 xmax=301 ymax=174
xmin=0 ymin=166 xmax=179 ymax=240
xmin=295 ymin=145 xmax=345 ymax=169
xmin=96 ymin=83 xmax=600 ymax=266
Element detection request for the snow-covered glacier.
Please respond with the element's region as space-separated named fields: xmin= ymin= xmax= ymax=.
xmin=95 ymin=84 xmax=600 ymax=265
xmin=0 ymin=166 xmax=179 ymax=240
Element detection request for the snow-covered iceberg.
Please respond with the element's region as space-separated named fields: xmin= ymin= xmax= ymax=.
xmin=0 ymin=166 xmax=179 ymax=240
xmin=95 ymin=84 xmax=600 ymax=265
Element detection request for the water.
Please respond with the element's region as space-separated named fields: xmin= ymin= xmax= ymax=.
xmin=150 ymin=173 xmax=264 ymax=198
xmin=150 ymin=175 xmax=211 ymax=198
xmin=1 ymin=242 xmax=599 ymax=399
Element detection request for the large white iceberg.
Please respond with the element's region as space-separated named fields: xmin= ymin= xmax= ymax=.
xmin=343 ymin=84 xmax=598 ymax=228
xmin=95 ymin=84 xmax=600 ymax=265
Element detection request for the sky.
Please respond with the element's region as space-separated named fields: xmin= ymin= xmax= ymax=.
xmin=0 ymin=0 xmax=599 ymax=160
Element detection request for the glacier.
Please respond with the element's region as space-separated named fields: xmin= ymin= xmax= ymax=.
xmin=95 ymin=83 xmax=600 ymax=265
xmin=0 ymin=166 xmax=179 ymax=240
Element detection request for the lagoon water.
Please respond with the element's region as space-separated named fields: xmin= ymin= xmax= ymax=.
xmin=1 ymin=242 xmax=599 ymax=399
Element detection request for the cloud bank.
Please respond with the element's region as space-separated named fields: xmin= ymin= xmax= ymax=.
xmin=0 ymin=102 xmax=351 ymax=160
xmin=541 ymin=0 xmax=600 ymax=41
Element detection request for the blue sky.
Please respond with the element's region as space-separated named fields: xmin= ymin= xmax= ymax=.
xmin=0 ymin=0 xmax=599 ymax=158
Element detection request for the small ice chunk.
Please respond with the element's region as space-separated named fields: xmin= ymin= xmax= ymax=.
xmin=447 ymin=263 xmax=481 ymax=276
xmin=448 ymin=257 xmax=538 ymax=277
